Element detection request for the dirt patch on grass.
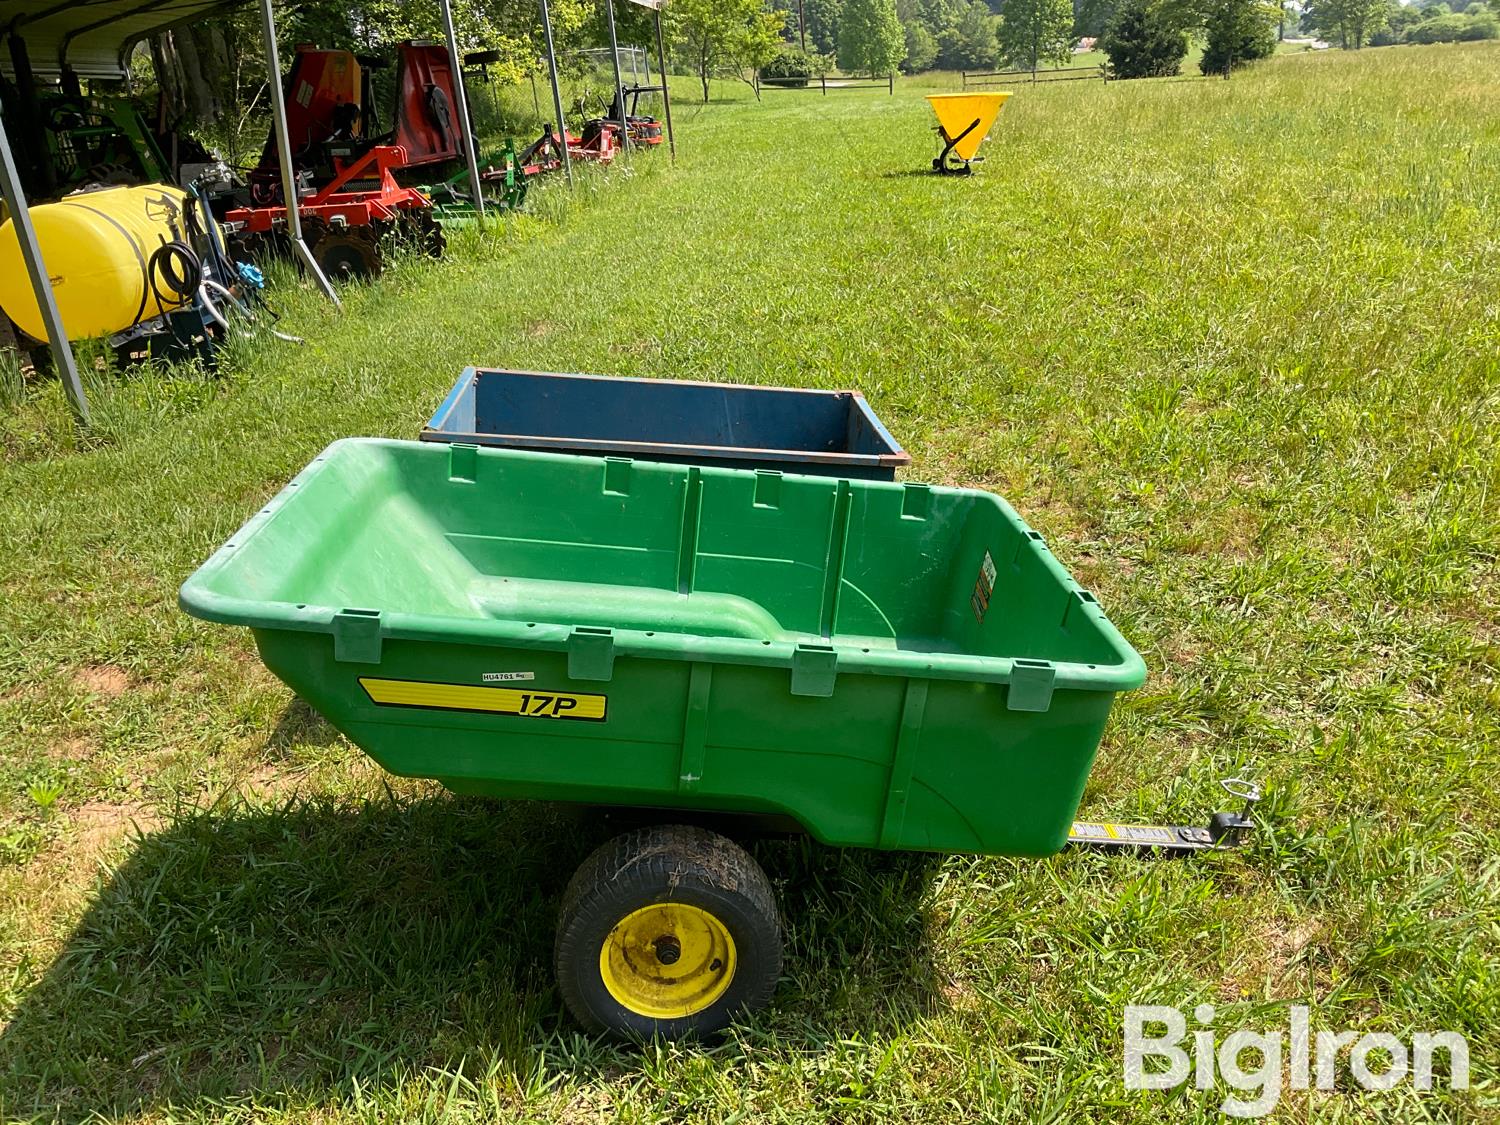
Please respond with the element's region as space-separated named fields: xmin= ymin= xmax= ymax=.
xmin=1264 ymin=917 xmax=1320 ymax=966
xmin=1220 ymin=914 xmax=1324 ymax=1001
xmin=10 ymin=801 xmax=162 ymax=935
xmin=46 ymin=736 xmax=94 ymax=762
xmin=73 ymin=664 xmax=131 ymax=697
xmin=938 ymin=972 xmax=979 ymax=1013
xmin=239 ymin=763 xmax=302 ymax=801
xmin=0 ymin=682 xmax=33 ymax=705
xmin=70 ymin=800 xmax=161 ymax=857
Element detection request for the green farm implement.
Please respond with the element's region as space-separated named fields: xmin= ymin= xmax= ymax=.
xmin=421 ymin=139 xmax=533 ymax=226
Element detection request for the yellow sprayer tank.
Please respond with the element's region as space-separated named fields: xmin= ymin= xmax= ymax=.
xmin=0 ymin=184 xmax=193 ymax=341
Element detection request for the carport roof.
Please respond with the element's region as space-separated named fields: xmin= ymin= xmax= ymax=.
xmin=1 ymin=0 xmax=248 ymax=80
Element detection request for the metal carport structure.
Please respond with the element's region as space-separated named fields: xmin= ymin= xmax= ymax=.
xmin=1 ymin=0 xmax=261 ymax=424
xmin=1 ymin=0 xmax=582 ymax=423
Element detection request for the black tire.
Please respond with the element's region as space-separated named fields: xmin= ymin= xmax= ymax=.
xmin=554 ymin=824 xmax=782 ymax=1040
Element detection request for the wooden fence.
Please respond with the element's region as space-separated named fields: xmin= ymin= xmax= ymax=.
xmin=962 ymin=65 xmax=1108 ymax=87
xmin=754 ymin=73 xmax=895 ymax=96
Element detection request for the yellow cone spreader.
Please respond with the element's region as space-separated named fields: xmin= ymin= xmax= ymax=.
xmin=926 ymin=93 xmax=1011 ymax=175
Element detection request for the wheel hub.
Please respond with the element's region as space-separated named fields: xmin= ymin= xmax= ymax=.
xmin=653 ymin=935 xmax=681 ymax=965
xmin=600 ymin=903 xmax=736 ymax=1019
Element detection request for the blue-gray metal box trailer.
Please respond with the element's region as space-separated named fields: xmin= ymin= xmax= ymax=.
xmin=421 ymin=368 xmax=910 ymax=480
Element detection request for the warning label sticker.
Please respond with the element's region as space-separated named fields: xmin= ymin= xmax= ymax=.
xmin=1069 ymin=822 xmax=1180 ymax=845
xmin=971 ymin=550 xmax=996 ymax=623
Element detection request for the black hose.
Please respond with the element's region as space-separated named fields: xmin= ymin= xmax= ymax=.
xmin=147 ymin=239 xmax=201 ymax=312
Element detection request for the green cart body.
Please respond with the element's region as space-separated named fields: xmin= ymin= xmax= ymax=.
xmin=180 ymin=439 xmax=1145 ymax=858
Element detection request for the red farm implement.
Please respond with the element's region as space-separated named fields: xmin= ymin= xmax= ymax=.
xmin=225 ymin=144 xmax=441 ymax=279
xmin=230 ymin=41 xmax=472 ymax=279
xmin=519 ymin=119 xmax=620 ymax=171
xmin=591 ymin=85 xmax=663 ymax=147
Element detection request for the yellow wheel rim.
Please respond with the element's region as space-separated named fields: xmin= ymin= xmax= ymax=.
xmin=599 ymin=902 xmax=737 ymax=1019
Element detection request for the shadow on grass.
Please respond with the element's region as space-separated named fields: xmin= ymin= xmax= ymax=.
xmin=0 ymin=794 xmax=946 ymax=1120
xmin=265 ymin=697 xmax=345 ymax=753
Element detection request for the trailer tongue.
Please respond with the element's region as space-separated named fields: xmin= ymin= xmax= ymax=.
xmin=1070 ymin=778 xmax=1261 ymax=854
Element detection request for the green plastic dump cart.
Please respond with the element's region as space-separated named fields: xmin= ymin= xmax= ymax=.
xmin=181 ymin=438 xmax=1145 ymax=1038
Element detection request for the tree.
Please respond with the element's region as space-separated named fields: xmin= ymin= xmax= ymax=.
xmin=997 ymin=0 xmax=1078 ymax=67
xmin=914 ymin=0 xmax=975 ymax=26
xmin=938 ymin=0 xmax=1001 ymax=66
xmin=1074 ymin=0 xmax=1123 ymax=38
xmin=903 ymin=22 xmax=942 ymax=69
xmin=839 ymin=0 xmax=907 ymax=74
xmin=1199 ymin=0 xmax=1278 ymax=73
xmin=1100 ymin=0 xmax=1188 ymax=74
xmin=1462 ymin=9 xmax=1499 ymax=35
xmin=149 ymin=23 xmax=234 ymax=134
xmin=897 ymin=0 xmax=992 ymax=64
xmin=1370 ymin=0 xmax=1424 ymax=42
xmin=669 ymin=0 xmax=787 ymax=102
xmin=1301 ymin=0 xmax=1389 ymax=46
xmin=1406 ymin=8 xmax=1499 ymax=37
xmin=804 ymin=0 xmax=843 ymax=54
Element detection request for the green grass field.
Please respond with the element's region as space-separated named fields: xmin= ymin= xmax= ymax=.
xmin=2 ymin=42 xmax=1498 ymax=1122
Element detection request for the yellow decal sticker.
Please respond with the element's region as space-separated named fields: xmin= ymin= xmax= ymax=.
xmin=359 ymin=677 xmax=607 ymax=722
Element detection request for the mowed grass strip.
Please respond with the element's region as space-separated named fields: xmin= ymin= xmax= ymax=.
xmin=1 ymin=42 xmax=1497 ymax=1123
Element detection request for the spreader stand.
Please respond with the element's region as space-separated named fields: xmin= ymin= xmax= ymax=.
xmin=1069 ymin=778 xmax=1261 ymax=856
xmin=934 ymin=118 xmax=983 ymax=176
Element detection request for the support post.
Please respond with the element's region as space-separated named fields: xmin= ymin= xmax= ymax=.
xmin=603 ymin=0 xmax=630 ymax=155
xmin=257 ymin=0 xmax=339 ymax=305
xmin=538 ymin=0 xmax=573 ymax=184
xmin=6 ymin=34 xmax=54 ymax=198
xmin=438 ymin=0 xmax=485 ymax=220
xmin=0 ymin=110 xmax=88 ymax=424
xmin=653 ymin=8 xmax=676 ymax=161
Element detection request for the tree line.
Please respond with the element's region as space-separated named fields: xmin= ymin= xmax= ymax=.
xmin=764 ymin=0 xmax=1286 ymax=79
xmin=1302 ymin=0 xmax=1498 ymax=48
xmin=763 ymin=0 xmax=1497 ymax=84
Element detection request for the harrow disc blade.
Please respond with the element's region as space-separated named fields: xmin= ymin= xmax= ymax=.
xmin=308 ymin=221 xmax=385 ymax=280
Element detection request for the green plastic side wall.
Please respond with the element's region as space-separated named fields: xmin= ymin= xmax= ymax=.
xmin=254 ymin=628 xmax=1116 ymax=857
xmin=215 ymin=441 xmax=1130 ymax=666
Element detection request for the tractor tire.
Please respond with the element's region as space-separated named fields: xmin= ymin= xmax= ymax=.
xmin=554 ymin=824 xmax=782 ymax=1040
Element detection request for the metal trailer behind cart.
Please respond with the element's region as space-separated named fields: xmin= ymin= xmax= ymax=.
xmin=421 ymin=368 xmax=911 ymax=480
